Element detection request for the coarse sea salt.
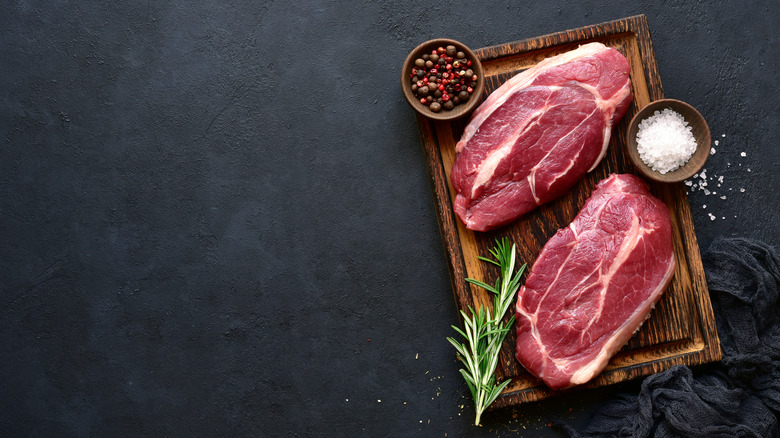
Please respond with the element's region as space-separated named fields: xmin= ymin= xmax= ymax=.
xmin=636 ymin=108 xmax=697 ymax=174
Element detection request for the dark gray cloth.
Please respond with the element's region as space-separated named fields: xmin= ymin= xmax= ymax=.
xmin=556 ymin=237 xmax=780 ymax=438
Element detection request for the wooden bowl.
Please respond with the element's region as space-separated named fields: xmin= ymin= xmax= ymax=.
xmin=401 ymin=38 xmax=485 ymax=121
xmin=626 ymin=99 xmax=711 ymax=183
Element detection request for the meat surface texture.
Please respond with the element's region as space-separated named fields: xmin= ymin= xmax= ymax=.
xmin=451 ymin=42 xmax=632 ymax=231
xmin=514 ymin=174 xmax=675 ymax=390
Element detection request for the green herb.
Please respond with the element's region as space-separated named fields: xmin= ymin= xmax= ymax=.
xmin=446 ymin=237 xmax=527 ymax=426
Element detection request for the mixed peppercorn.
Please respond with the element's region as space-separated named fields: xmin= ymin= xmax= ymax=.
xmin=409 ymin=44 xmax=478 ymax=113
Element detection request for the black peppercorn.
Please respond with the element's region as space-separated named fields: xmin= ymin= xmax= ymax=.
xmin=430 ymin=102 xmax=442 ymax=112
xmin=444 ymin=100 xmax=454 ymax=110
xmin=446 ymin=45 xmax=456 ymax=56
xmin=459 ymin=91 xmax=469 ymax=101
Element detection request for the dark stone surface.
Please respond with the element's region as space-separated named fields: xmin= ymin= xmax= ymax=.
xmin=1 ymin=1 xmax=777 ymax=436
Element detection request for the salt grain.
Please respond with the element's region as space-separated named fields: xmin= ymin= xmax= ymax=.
xmin=741 ymin=152 xmax=747 ymax=157
xmin=636 ymin=108 xmax=697 ymax=174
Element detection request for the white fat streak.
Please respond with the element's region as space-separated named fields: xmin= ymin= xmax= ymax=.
xmin=469 ymin=106 xmax=548 ymax=197
xmin=568 ymin=240 xmax=675 ymax=386
xmin=527 ymin=104 xmax=598 ymax=202
xmin=576 ymin=213 xmax=642 ymax=341
xmin=457 ymin=42 xmax=609 ymax=152
xmin=577 ymin=81 xmax=632 ymax=172
xmin=516 ymin=294 xmax=548 ymax=377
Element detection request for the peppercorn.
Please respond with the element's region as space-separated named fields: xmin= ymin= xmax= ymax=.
xmin=409 ymin=42 xmax=479 ymax=115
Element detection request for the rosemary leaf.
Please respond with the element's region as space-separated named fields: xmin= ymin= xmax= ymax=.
xmin=448 ymin=237 xmax=527 ymax=426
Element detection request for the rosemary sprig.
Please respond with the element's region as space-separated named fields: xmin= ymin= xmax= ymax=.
xmin=446 ymin=237 xmax=526 ymax=426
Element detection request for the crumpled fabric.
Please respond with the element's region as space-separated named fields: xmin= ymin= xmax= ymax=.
xmin=556 ymin=237 xmax=780 ymax=438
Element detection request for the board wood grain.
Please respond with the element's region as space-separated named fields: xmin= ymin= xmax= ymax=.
xmin=415 ymin=15 xmax=722 ymax=407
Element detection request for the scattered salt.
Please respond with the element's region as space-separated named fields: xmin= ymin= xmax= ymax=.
xmin=702 ymin=204 xmax=707 ymax=209
xmin=710 ymin=148 xmax=716 ymax=155
xmin=714 ymin=140 xmax=720 ymax=146
xmin=708 ymin=213 xmax=716 ymax=221
xmin=741 ymin=152 xmax=747 ymax=157
xmin=635 ymin=108 xmax=697 ymax=174
xmin=740 ymin=188 xmax=745 ymax=192
xmin=720 ymin=195 xmax=727 ymax=200
xmin=722 ymin=134 xmax=726 ymax=137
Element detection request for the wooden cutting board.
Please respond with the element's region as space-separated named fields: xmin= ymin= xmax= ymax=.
xmin=415 ymin=15 xmax=722 ymax=407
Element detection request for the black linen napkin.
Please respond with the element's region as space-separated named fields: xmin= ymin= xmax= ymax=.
xmin=557 ymin=237 xmax=780 ymax=438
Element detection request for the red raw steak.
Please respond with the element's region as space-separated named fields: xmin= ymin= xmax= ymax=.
xmin=514 ymin=174 xmax=675 ymax=390
xmin=451 ymin=42 xmax=632 ymax=231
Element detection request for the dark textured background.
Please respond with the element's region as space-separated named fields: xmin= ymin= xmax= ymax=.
xmin=1 ymin=1 xmax=777 ymax=436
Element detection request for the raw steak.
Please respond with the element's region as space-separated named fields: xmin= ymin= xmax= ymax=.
xmin=514 ymin=174 xmax=675 ymax=390
xmin=451 ymin=42 xmax=632 ymax=231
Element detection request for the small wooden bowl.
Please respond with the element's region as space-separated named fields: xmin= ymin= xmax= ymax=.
xmin=626 ymin=99 xmax=711 ymax=183
xmin=401 ymin=38 xmax=485 ymax=121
